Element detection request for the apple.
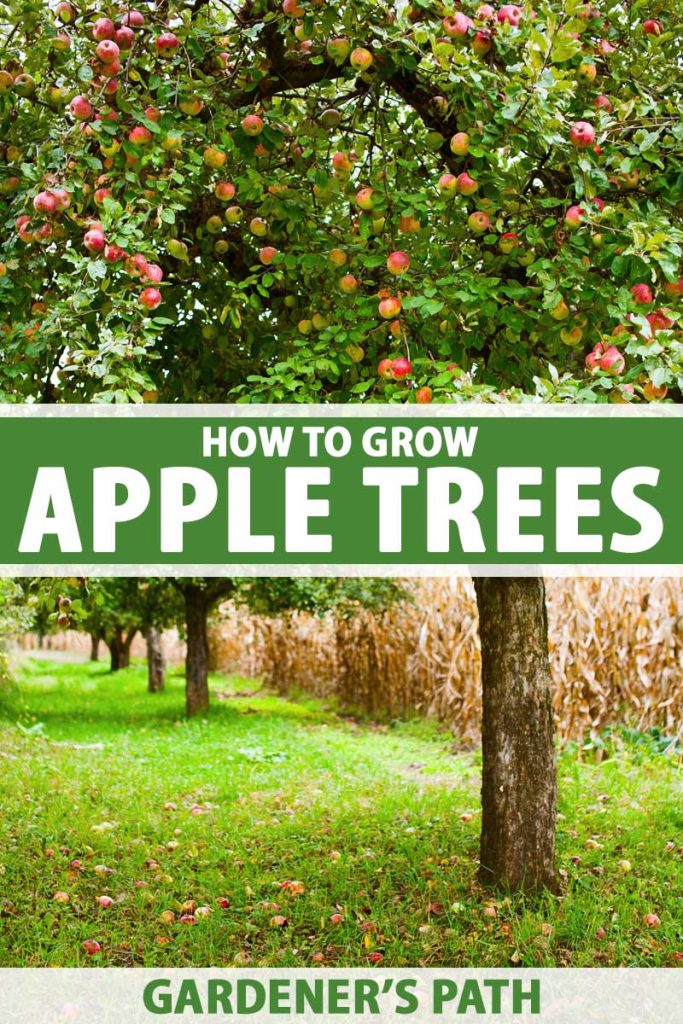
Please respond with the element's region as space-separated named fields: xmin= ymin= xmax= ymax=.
xmin=92 ymin=18 xmax=116 ymax=41
xmin=387 ymin=250 xmax=410 ymax=275
xmin=327 ymin=37 xmax=351 ymax=63
xmin=83 ymin=227 xmax=106 ymax=253
xmin=259 ymin=246 xmax=278 ymax=265
xmin=128 ymin=125 xmax=152 ymax=146
xmin=594 ymin=94 xmax=613 ymax=112
xmin=443 ymin=13 xmax=473 ymax=37
xmin=416 ymin=386 xmax=433 ymax=403
xmin=242 ymin=114 xmax=264 ymax=136
xmin=551 ymin=298 xmax=569 ymax=320
xmin=282 ymin=0 xmax=304 ymax=15
xmin=96 ymin=895 xmax=114 ymax=908
xmin=349 ymin=47 xmax=373 ymax=71
xmin=578 ymin=62 xmax=597 ymax=82
xmin=126 ymin=253 xmax=149 ymax=277
xmin=339 ymin=273 xmax=358 ymax=294
xmin=116 ymin=26 xmax=135 ymax=50
xmin=54 ymin=891 xmax=70 ymax=903
xmin=144 ymin=264 xmax=164 ymax=283
xmin=468 ymin=210 xmax=490 ymax=233
xmin=356 ymin=187 xmax=374 ymax=210
xmin=498 ymin=231 xmax=518 ymax=253
xmin=643 ymin=913 xmax=661 ymax=928
xmin=437 ymin=173 xmax=458 ymax=196
xmin=122 ymin=10 xmax=145 ymax=27
xmin=162 ymin=132 xmax=183 ymax=153
xmin=156 ymin=32 xmax=180 ymax=57
xmin=96 ymin=40 xmax=119 ymax=64
xmin=104 ymin=243 xmax=126 ymax=262
xmin=0 ymin=70 xmax=14 ymax=92
xmin=55 ymin=2 xmax=76 ymax=22
xmin=249 ymin=217 xmax=268 ymax=237
xmin=94 ymin=187 xmax=112 ymax=206
xmin=204 ymin=147 xmax=226 ymax=168
xmin=140 ymin=286 xmax=162 ymax=310
xmin=378 ymin=358 xmax=394 ymax=379
xmin=476 ymin=3 xmax=495 ymax=17
xmin=83 ymin=940 xmax=102 ymax=955
xmin=663 ymin=277 xmax=683 ymax=297
xmin=179 ymin=96 xmax=203 ymax=116
xmin=399 ymin=215 xmax=421 ymax=233
xmin=379 ymin=296 xmax=401 ymax=319
xmin=643 ymin=380 xmax=667 ymax=401
xmin=329 ymin=247 xmax=347 ymax=267
xmin=13 ymin=73 xmax=35 ymax=97
xmin=585 ymin=342 xmax=604 ymax=371
xmin=569 ymin=121 xmax=596 ymax=148
xmin=600 ymin=345 xmax=625 ymax=375
xmin=33 ymin=191 xmax=56 ymax=215
xmin=319 ymin=108 xmax=341 ymax=128
xmin=52 ymin=32 xmax=71 ymax=51
xmin=331 ymin=151 xmax=354 ymax=173
xmin=69 ymin=94 xmax=93 ymax=120
xmin=456 ymin=171 xmax=478 ymax=195
xmin=450 ymin=131 xmax=470 ymax=155
xmin=630 ymin=283 xmax=653 ymax=304
xmin=225 ymin=206 xmax=243 ymax=224
xmin=298 ymin=319 xmax=313 ymax=334
xmin=596 ymin=38 xmax=617 ymax=54
xmin=642 ymin=19 xmax=663 ymax=35
xmin=392 ymin=356 xmax=412 ymax=378
xmin=206 ymin=215 xmax=223 ymax=234
xmin=216 ymin=897 xmax=231 ymax=909
xmin=497 ymin=5 xmax=522 ymax=26
xmin=214 ymin=181 xmax=236 ymax=201
xmin=560 ymin=325 xmax=583 ymax=346
xmin=565 ymin=205 xmax=584 ymax=228
xmin=471 ymin=29 xmax=493 ymax=54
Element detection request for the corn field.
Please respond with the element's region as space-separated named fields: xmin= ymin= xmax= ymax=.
xmin=209 ymin=578 xmax=683 ymax=743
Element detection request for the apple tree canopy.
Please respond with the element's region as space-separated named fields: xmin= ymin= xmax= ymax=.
xmin=0 ymin=0 xmax=681 ymax=405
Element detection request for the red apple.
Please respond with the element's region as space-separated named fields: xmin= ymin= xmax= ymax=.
xmin=83 ymin=939 xmax=102 ymax=955
xmin=115 ymin=26 xmax=135 ymax=50
xmin=96 ymin=895 xmax=114 ymax=908
xmin=259 ymin=246 xmax=278 ymax=265
xmin=662 ymin=277 xmax=683 ymax=298
xmin=339 ymin=273 xmax=358 ymax=293
xmin=569 ymin=121 xmax=596 ymax=148
xmin=456 ymin=171 xmax=478 ymax=195
xmin=443 ymin=13 xmax=473 ymax=37
xmin=33 ymin=191 xmax=56 ymax=215
xmin=70 ymin=95 xmax=93 ymax=120
xmin=140 ymin=287 xmax=162 ymax=310
xmin=143 ymin=264 xmax=164 ymax=283
xmin=565 ymin=205 xmax=584 ymax=228
xmin=214 ymin=181 xmax=236 ymax=201
xmin=122 ymin=10 xmax=145 ymax=27
xmin=83 ymin=227 xmax=106 ymax=252
xmin=52 ymin=188 xmax=71 ymax=211
xmin=378 ymin=358 xmax=394 ymax=379
xmin=392 ymin=356 xmax=412 ymax=378
xmin=497 ymin=5 xmax=522 ymax=26
xmin=594 ymin=94 xmax=613 ymax=112
xmin=96 ymin=40 xmax=119 ymax=64
xmin=128 ymin=125 xmax=152 ymax=146
xmin=468 ymin=210 xmax=490 ymax=233
xmin=242 ymin=114 xmax=264 ymax=136
xmin=630 ymin=283 xmax=653 ymax=304
xmin=156 ymin=33 xmax=179 ymax=57
xmin=94 ymin=187 xmax=112 ymax=206
xmin=92 ymin=18 xmax=115 ymax=41
xmin=416 ymin=386 xmax=433 ymax=403
xmin=379 ymin=297 xmax=402 ymax=319
xmin=599 ymin=345 xmax=625 ymax=375
xmin=55 ymin=2 xmax=76 ymax=22
xmin=104 ymin=244 xmax=126 ymax=262
xmin=349 ymin=47 xmax=373 ymax=71
xmin=387 ymin=250 xmax=410 ymax=275
xmin=471 ymin=29 xmax=493 ymax=54
xmin=437 ymin=173 xmax=458 ymax=196
xmin=499 ymin=231 xmax=519 ymax=253
xmin=204 ymin=146 xmax=226 ymax=168
xmin=450 ymin=131 xmax=470 ymax=155
xmin=282 ymin=0 xmax=304 ymax=15
xmin=642 ymin=19 xmax=663 ymax=35
xmin=356 ymin=187 xmax=374 ymax=209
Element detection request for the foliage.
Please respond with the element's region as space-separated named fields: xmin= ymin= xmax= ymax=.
xmin=237 ymin=576 xmax=407 ymax=617
xmin=0 ymin=657 xmax=680 ymax=967
xmin=0 ymin=1 xmax=680 ymax=405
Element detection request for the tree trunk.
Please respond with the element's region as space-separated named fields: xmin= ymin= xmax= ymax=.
xmin=184 ymin=586 xmax=210 ymax=717
xmin=90 ymin=633 xmax=101 ymax=662
xmin=109 ymin=630 xmax=135 ymax=672
xmin=474 ymin=576 xmax=557 ymax=892
xmin=146 ymin=626 xmax=166 ymax=693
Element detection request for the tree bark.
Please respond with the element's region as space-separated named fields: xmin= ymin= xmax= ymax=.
xmin=184 ymin=586 xmax=210 ymax=717
xmin=146 ymin=626 xmax=166 ymax=693
xmin=109 ymin=629 xmax=136 ymax=672
xmin=90 ymin=633 xmax=101 ymax=662
xmin=474 ymin=576 xmax=557 ymax=892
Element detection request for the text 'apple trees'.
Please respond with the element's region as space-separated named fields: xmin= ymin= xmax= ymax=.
xmin=0 ymin=0 xmax=681 ymax=403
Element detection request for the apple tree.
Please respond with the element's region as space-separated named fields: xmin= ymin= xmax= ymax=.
xmin=1 ymin=0 xmax=682 ymax=890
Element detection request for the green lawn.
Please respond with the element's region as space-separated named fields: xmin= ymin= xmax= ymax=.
xmin=0 ymin=657 xmax=680 ymax=968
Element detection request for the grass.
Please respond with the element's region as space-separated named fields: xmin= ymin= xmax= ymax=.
xmin=0 ymin=656 xmax=681 ymax=968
